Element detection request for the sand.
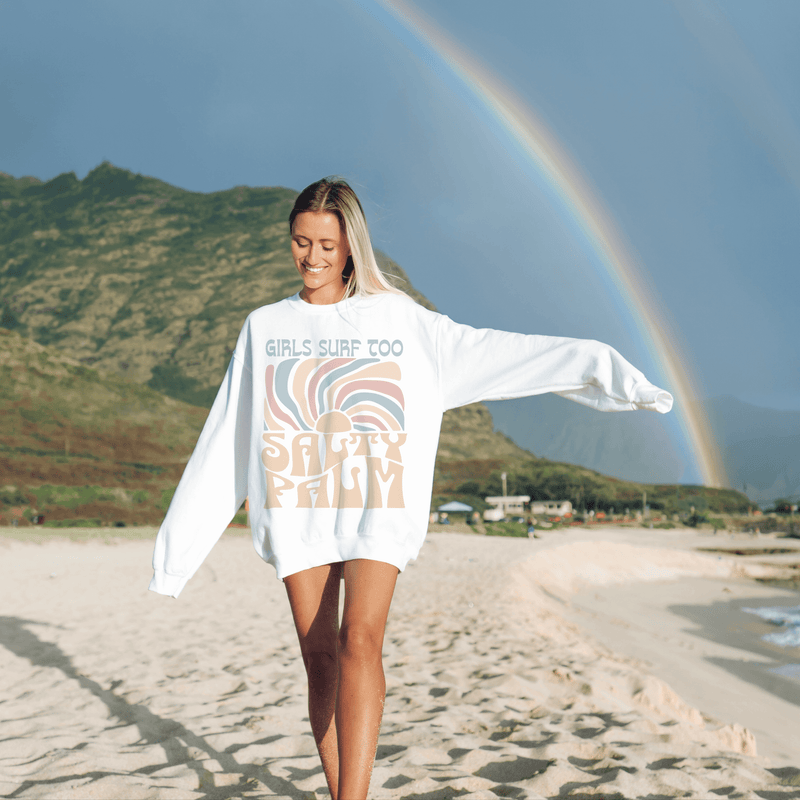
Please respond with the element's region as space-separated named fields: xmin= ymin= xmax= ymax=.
xmin=1 ymin=525 xmax=799 ymax=799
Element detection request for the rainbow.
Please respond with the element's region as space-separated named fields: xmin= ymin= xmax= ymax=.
xmin=366 ymin=0 xmax=727 ymax=487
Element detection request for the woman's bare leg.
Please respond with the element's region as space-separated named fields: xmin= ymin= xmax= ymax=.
xmin=284 ymin=562 xmax=343 ymax=798
xmin=336 ymin=559 xmax=398 ymax=800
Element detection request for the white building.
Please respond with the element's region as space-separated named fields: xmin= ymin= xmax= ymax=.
xmin=483 ymin=495 xmax=530 ymax=521
xmin=530 ymin=500 xmax=573 ymax=517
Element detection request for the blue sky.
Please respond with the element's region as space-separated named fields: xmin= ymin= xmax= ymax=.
xmin=2 ymin=0 xmax=798 ymax=483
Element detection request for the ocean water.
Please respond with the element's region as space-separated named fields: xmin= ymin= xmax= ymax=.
xmin=742 ymin=604 xmax=800 ymax=649
xmin=770 ymin=663 xmax=800 ymax=681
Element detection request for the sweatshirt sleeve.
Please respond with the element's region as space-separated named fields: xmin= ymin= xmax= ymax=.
xmin=435 ymin=315 xmax=673 ymax=414
xmin=149 ymin=349 xmax=253 ymax=598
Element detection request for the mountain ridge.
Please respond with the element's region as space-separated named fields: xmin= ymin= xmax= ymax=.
xmin=1 ymin=162 xmax=434 ymax=406
xmin=489 ymin=394 xmax=799 ymax=507
xmin=0 ymin=163 xmax=751 ymax=522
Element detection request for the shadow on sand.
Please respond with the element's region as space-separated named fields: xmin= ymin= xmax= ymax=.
xmin=0 ymin=615 xmax=310 ymax=799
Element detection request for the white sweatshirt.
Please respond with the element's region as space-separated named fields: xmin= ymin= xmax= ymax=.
xmin=150 ymin=292 xmax=672 ymax=597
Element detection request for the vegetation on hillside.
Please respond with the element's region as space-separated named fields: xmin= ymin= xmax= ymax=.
xmin=432 ymin=457 xmax=751 ymax=518
xmin=1 ymin=164 xmax=752 ymax=525
xmin=0 ymin=327 xmax=206 ymax=525
xmin=0 ymin=325 xmax=531 ymax=526
xmin=0 ymin=163 xmax=432 ymax=406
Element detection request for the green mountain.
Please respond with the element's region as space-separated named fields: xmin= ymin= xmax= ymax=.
xmin=0 ymin=327 xmax=205 ymax=525
xmin=0 ymin=164 xmax=530 ymax=524
xmin=0 ymin=163 xmax=433 ymax=407
xmin=0 ymin=326 xmax=534 ymax=525
xmin=0 ymin=164 xmax=750 ymax=524
xmin=0 ymin=325 xmax=749 ymax=527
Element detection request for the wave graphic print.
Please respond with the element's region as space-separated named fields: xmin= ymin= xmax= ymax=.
xmin=264 ymin=358 xmax=405 ymax=433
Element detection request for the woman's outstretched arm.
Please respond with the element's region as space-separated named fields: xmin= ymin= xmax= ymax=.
xmin=433 ymin=313 xmax=673 ymax=414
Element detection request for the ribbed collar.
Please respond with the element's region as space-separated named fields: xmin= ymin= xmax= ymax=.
xmin=286 ymin=292 xmax=385 ymax=315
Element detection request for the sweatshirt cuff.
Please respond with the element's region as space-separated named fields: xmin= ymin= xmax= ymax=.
xmin=632 ymin=382 xmax=673 ymax=414
xmin=149 ymin=570 xmax=190 ymax=598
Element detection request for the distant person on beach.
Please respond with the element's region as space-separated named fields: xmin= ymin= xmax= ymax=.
xmin=149 ymin=176 xmax=673 ymax=800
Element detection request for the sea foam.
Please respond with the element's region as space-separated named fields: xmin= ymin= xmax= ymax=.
xmin=742 ymin=604 xmax=800 ymax=649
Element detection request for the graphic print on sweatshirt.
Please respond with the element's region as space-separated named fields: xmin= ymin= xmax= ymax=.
xmin=261 ymin=357 xmax=406 ymax=510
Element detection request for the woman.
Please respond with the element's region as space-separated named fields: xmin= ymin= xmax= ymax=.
xmin=150 ymin=177 xmax=672 ymax=799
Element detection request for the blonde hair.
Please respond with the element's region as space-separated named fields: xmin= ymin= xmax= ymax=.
xmin=289 ymin=177 xmax=407 ymax=298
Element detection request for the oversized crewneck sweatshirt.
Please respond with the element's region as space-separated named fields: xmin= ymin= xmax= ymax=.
xmin=150 ymin=292 xmax=673 ymax=597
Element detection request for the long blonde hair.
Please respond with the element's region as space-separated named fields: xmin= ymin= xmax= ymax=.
xmin=289 ymin=177 xmax=407 ymax=298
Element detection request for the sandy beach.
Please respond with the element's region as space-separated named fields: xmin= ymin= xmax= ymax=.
xmin=1 ymin=525 xmax=799 ymax=799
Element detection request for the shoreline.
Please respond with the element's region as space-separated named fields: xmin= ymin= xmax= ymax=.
xmin=563 ymin=581 xmax=800 ymax=766
xmin=562 ymin=569 xmax=800 ymax=766
xmin=2 ymin=525 xmax=800 ymax=797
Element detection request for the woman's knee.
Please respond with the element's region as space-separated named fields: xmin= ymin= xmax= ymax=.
xmin=299 ymin=634 xmax=338 ymax=672
xmin=301 ymin=640 xmax=338 ymax=695
xmin=337 ymin=622 xmax=384 ymax=661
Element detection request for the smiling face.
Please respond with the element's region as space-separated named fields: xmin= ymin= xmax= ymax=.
xmin=291 ymin=211 xmax=351 ymax=305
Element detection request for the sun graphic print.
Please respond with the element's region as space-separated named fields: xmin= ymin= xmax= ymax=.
xmin=260 ymin=358 xmax=407 ymax=510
